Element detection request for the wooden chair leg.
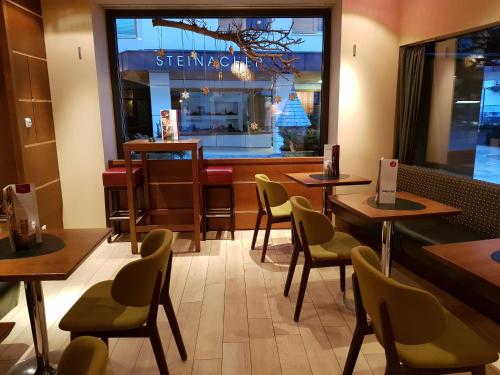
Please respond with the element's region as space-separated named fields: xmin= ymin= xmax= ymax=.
xmin=104 ymin=189 xmax=112 ymax=243
xmin=149 ymin=323 xmax=170 ymax=375
xmin=101 ymin=337 xmax=109 ymax=347
xmin=284 ymin=243 xmax=300 ymax=296
xmin=340 ymin=265 xmax=346 ymax=292
xmin=342 ymin=322 xmax=365 ymax=375
xmin=471 ymin=366 xmax=486 ymax=375
xmin=162 ymin=293 xmax=187 ymax=360
xmin=261 ymin=218 xmax=272 ymax=263
xmin=294 ymin=262 xmax=311 ymax=321
xmin=251 ymin=211 xmax=262 ymax=249
xmin=202 ymin=186 xmax=207 ymax=241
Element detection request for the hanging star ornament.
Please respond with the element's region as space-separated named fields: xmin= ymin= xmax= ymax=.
xmin=201 ymin=86 xmax=210 ymax=96
xmin=157 ymin=49 xmax=165 ymax=57
xmin=190 ymin=50 xmax=198 ymax=60
xmin=181 ymin=90 xmax=190 ymax=100
xmin=218 ymin=71 xmax=223 ymax=81
xmin=250 ymin=122 xmax=259 ymax=131
xmin=213 ymin=59 xmax=221 ymax=70
xmin=228 ymin=46 xmax=235 ymax=55
xmin=289 ymin=92 xmax=297 ymax=101
xmin=274 ymin=95 xmax=282 ymax=104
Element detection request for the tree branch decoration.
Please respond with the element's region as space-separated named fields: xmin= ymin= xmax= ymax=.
xmin=152 ymin=18 xmax=304 ymax=75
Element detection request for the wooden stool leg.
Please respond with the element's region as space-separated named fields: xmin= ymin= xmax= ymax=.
xmin=202 ymin=185 xmax=207 ymax=241
xmin=104 ymin=188 xmax=112 ymax=243
xmin=230 ymin=184 xmax=235 ymax=241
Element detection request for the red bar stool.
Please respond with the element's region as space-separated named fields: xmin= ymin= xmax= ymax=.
xmin=102 ymin=166 xmax=144 ymax=242
xmin=202 ymin=166 xmax=235 ymax=240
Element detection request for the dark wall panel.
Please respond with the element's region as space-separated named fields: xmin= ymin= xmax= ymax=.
xmin=5 ymin=2 xmax=45 ymax=58
xmin=23 ymin=142 xmax=60 ymax=187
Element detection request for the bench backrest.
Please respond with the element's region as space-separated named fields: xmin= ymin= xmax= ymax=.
xmin=397 ymin=164 xmax=500 ymax=238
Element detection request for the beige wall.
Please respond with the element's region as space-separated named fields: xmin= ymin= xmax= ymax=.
xmin=42 ymin=0 xmax=108 ymax=228
xmin=336 ymin=0 xmax=401 ymax=193
xmin=400 ymin=0 xmax=500 ymax=45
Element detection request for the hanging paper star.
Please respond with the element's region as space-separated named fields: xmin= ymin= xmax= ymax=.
xmin=218 ymin=71 xmax=223 ymax=81
xmin=190 ymin=50 xmax=198 ymax=60
xmin=213 ymin=59 xmax=221 ymax=70
xmin=289 ymin=92 xmax=297 ymax=101
xmin=228 ymin=46 xmax=235 ymax=55
xmin=181 ymin=90 xmax=190 ymax=100
xmin=250 ymin=122 xmax=259 ymax=131
xmin=157 ymin=49 xmax=165 ymax=57
xmin=274 ymin=95 xmax=282 ymax=104
xmin=201 ymin=86 xmax=210 ymax=96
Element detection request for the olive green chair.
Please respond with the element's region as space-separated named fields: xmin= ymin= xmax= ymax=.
xmin=285 ymin=196 xmax=361 ymax=321
xmin=59 ymin=229 xmax=187 ymax=375
xmin=252 ymin=174 xmax=292 ymax=262
xmin=344 ymin=246 xmax=499 ymax=375
xmin=58 ymin=336 xmax=108 ymax=375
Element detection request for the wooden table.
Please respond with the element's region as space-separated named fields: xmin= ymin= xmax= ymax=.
xmin=423 ymin=239 xmax=500 ymax=289
xmin=329 ymin=191 xmax=461 ymax=276
xmin=0 ymin=228 xmax=110 ymax=375
xmin=123 ymin=139 xmax=204 ymax=253
xmin=285 ymin=173 xmax=371 ymax=215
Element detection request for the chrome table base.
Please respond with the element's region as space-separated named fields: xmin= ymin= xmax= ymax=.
xmin=380 ymin=220 xmax=393 ymax=276
xmin=7 ymin=281 xmax=55 ymax=375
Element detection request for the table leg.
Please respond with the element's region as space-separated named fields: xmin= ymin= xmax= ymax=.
xmin=192 ymin=146 xmax=201 ymax=252
xmin=380 ymin=220 xmax=393 ymax=277
xmin=322 ymin=187 xmax=328 ymax=215
xmin=7 ymin=281 xmax=56 ymax=375
xmin=125 ymin=149 xmax=139 ymax=254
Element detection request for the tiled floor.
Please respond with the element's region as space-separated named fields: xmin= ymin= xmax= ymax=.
xmin=0 ymin=230 xmax=498 ymax=374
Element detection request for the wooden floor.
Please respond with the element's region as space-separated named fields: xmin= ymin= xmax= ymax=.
xmin=0 ymin=230 xmax=499 ymax=375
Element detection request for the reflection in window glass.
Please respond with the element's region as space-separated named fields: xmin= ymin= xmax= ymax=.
xmin=113 ymin=15 xmax=327 ymax=159
xmin=420 ymin=26 xmax=500 ymax=184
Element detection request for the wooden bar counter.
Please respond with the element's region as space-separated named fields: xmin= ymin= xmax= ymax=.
xmin=123 ymin=139 xmax=204 ymax=253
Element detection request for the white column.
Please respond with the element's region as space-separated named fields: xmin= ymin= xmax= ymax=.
xmin=149 ymin=72 xmax=172 ymax=137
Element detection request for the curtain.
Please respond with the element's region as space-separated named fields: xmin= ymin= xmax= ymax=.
xmin=394 ymin=45 xmax=426 ymax=164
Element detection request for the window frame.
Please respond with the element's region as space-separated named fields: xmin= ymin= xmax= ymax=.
xmin=106 ymin=9 xmax=331 ymax=159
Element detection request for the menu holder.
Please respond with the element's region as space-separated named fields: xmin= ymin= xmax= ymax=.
xmin=323 ymin=144 xmax=340 ymax=178
xmin=2 ymin=183 xmax=42 ymax=251
xmin=375 ymin=158 xmax=398 ymax=204
xmin=160 ymin=109 xmax=179 ymax=141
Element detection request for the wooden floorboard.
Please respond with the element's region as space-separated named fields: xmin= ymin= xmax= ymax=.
xmin=0 ymin=230 xmax=498 ymax=375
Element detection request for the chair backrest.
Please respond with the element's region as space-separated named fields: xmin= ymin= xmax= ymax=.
xmin=58 ymin=336 xmax=108 ymax=375
xmin=111 ymin=229 xmax=173 ymax=307
xmin=351 ymin=246 xmax=447 ymax=345
xmin=255 ymin=174 xmax=289 ymax=209
xmin=290 ymin=196 xmax=334 ymax=246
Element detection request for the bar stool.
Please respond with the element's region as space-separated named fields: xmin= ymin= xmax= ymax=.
xmin=102 ymin=166 xmax=144 ymax=242
xmin=202 ymin=166 xmax=235 ymax=240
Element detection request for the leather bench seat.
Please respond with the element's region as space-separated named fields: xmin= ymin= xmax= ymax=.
xmin=102 ymin=166 xmax=142 ymax=188
xmin=394 ymin=218 xmax=486 ymax=246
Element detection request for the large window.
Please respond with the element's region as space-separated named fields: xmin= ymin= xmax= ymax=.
xmin=108 ymin=11 xmax=330 ymax=159
xmin=414 ymin=26 xmax=499 ymax=184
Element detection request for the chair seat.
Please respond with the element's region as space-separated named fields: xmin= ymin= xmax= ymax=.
xmin=59 ymin=281 xmax=150 ymax=332
xmin=396 ymin=310 xmax=499 ymax=369
xmin=310 ymin=231 xmax=360 ymax=261
xmin=270 ymin=200 xmax=292 ymax=218
xmin=203 ymin=166 xmax=233 ymax=185
xmin=102 ymin=167 xmax=142 ymax=188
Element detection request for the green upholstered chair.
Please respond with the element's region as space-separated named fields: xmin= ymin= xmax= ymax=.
xmin=251 ymin=174 xmax=292 ymax=262
xmin=344 ymin=246 xmax=499 ymax=375
xmin=58 ymin=336 xmax=108 ymax=375
xmin=285 ymin=196 xmax=361 ymax=321
xmin=59 ymin=229 xmax=187 ymax=375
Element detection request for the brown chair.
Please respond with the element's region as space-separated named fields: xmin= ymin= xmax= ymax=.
xmin=59 ymin=229 xmax=186 ymax=375
xmin=251 ymin=174 xmax=292 ymax=262
xmin=344 ymin=246 xmax=499 ymax=375
xmin=285 ymin=196 xmax=361 ymax=321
